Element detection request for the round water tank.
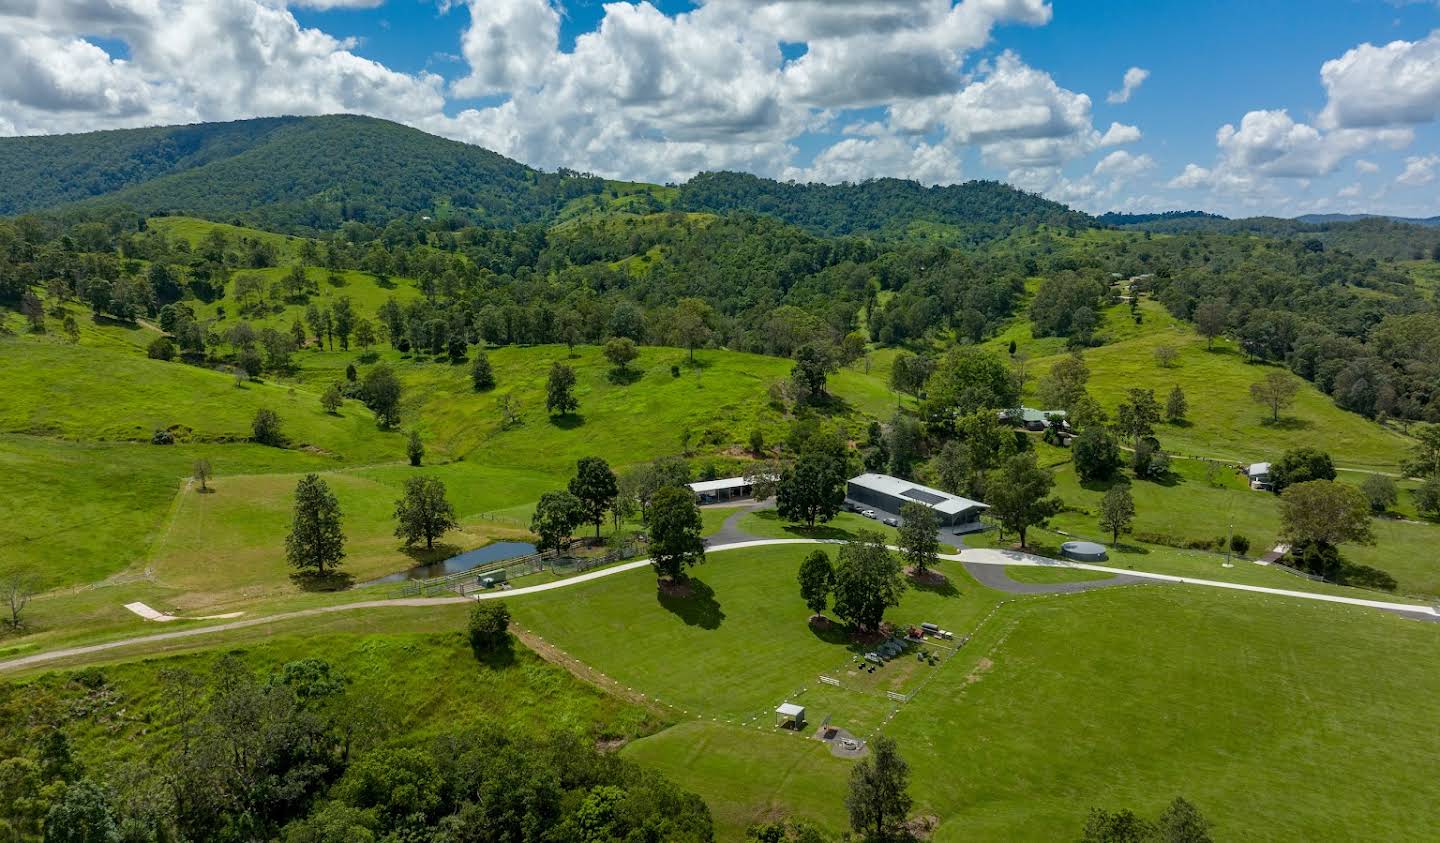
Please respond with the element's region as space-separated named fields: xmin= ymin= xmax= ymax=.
xmin=1060 ymin=541 xmax=1108 ymax=562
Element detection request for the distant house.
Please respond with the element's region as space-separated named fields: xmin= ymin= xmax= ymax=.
xmin=1247 ymin=462 xmax=1273 ymax=491
xmin=846 ymin=473 xmax=988 ymax=530
xmin=1000 ymin=407 xmax=1068 ymax=432
xmin=687 ymin=476 xmax=771 ymax=504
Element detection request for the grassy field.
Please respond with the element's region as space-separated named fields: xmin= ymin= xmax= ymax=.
xmin=8 ymin=604 xmax=659 ymax=773
xmin=0 ymin=335 xmax=397 ymax=461
xmin=1027 ymin=440 xmax=1440 ymax=598
xmin=1002 ymin=565 xmax=1113 ymax=583
xmin=1017 ymin=299 xmax=1413 ymax=470
xmin=620 ymin=583 xmax=1440 ymax=841
xmin=510 ymin=544 xmax=999 ymax=735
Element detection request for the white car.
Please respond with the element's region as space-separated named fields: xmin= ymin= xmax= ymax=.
xmin=861 ymin=509 xmax=877 ymax=519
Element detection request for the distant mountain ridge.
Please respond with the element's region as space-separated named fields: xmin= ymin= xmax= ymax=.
xmin=0 ymin=114 xmax=602 ymax=230
xmin=678 ymin=171 xmax=1092 ymax=238
xmin=0 ymin=115 xmax=1094 ymax=238
xmin=1295 ymin=213 xmax=1440 ymax=227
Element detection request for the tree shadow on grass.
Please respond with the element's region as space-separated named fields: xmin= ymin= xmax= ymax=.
xmin=750 ymin=510 xmax=857 ymax=542
xmin=808 ymin=615 xmax=853 ymax=647
xmin=1260 ymin=416 xmax=1312 ymax=432
xmin=290 ymin=570 xmax=355 ymax=592
xmin=907 ymin=569 xmax=959 ymax=597
xmin=656 ymin=577 xmax=724 ymax=629
xmin=471 ymin=635 xmax=517 ymax=669
xmin=401 ymin=542 xmax=462 ymax=565
xmin=607 ymin=367 xmax=642 ymax=386
xmin=549 ymin=413 xmax=586 ymax=430
xmin=1167 ymin=418 xmax=1194 ymax=429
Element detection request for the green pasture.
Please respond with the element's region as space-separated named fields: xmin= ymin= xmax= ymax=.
xmin=624 ymin=584 xmax=1440 ymax=841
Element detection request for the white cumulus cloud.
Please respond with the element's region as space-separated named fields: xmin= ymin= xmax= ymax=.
xmin=1319 ymin=30 xmax=1440 ymax=129
xmin=1106 ymin=66 xmax=1148 ymax=104
xmin=1397 ymin=154 xmax=1440 ymax=186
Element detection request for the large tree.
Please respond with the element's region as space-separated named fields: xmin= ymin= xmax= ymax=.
xmin=646 ymin=486 xmax=705 ymax=581
xmin=1193 ymin=298 xmax=1228 ymax=350
xmin=797 ymin=549 xmax=834 ymax=619
xmin=470 ymin=350 xmax=495 ymax=392
xmin=1098 ymin=484 xmax=1136 ymax=545
xmin=569 ymin=456 xmax=619 ymax=540
xmin=603 ymin=336 xmax=639 ymax=374
xmin=285 ymin=474 xmax=345 ymax=576
xmin=986 ymin=452 xmax=1061 ymax=548
xmin=1072 ymin=427 xmax=1122 ymax=483
xmin=831 ymin=531 xmax=905 ymax=632
xmin=1270 ymin=446 xmax=1336 ymax=494
xmin=393 ymin=476 xmax=458 ymax=550
xmin=923 ymin=346 xmax=1018 ymax=424
xmin=546 ymin=362 xmax=579 ymax=415
xmin=531 ymin=491 xmax=583 ymax=553
xmin=1279 ymin=480 xmax=1374 ymax=577
xmin=896 ymin=502 xmax=940 ymax=575
xmin=776 ymin=452 xmax=846 ymax=527
xmin=251 ymin=408 xmax=284 ymax=447
xmin=1249 ymin=371 xmax=1299 ymax=423
xmin=1113 ymin=388 xmax=1161 ymax=442
xmin=845 ymin=735 xmax=913 ymax=842
xmin=669 ymin=297 xmax=714 ymax=363
xmin=1403 ymin=423 xmax=1440 ymax=479
xmin=790 ymin=344 xmax=834 ymax=404
xmin=1036 ymin=350 xmax=1090 ymax=410
xmin=362 ymin=364 xmax=403 ymax=429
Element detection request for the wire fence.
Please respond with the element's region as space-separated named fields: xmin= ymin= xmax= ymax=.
xmin=391 ymin=542 xmax=646 ymax=599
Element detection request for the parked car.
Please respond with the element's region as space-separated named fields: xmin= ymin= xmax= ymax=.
xmin=882 ymin=517 xmax=899 ymax=527
xmin=861 ymin=509 xmax=877 ymax=519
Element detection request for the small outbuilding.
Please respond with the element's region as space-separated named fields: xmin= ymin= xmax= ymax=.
xmin=1246 ymin=462 xmax=1273 ymax=491
xmin=688 ymin=476 xmax=764 ymax=504
xmin=1060 ymin=541 xmax=1108 ymax=562
xmin=775 ymin=702 xmax=806 ymax=729
xmin=999 ymin=406 xmax=1068 ymax=431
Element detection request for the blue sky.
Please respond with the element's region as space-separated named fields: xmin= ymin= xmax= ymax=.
xmin=3 ymin=1 xmax=1439 ymax=217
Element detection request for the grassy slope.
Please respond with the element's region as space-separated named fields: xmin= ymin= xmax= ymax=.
xmin=510 ymin=545 xmax=997 ymax=732
xmin=0 ymin=335 xmax=396 ymax=460
xmin=622 ymin=583 xmax=1440 ymax=841
xmin=12 ymin=606 xmax=658 ymax=771
xmin=1008 ymin=299 xmax=1412 ymax=471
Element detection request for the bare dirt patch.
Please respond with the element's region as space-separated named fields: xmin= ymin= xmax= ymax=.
xmin=965 ymin=657 xmax=995 ymax=685
xmin=510 ymin=624 xmax=672 ymax=720
xmin=656 ymin=578 xmax=695 ymax=599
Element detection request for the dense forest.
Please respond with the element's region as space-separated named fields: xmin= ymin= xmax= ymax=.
xmin=0 ymin=116 xmax=606 ymax=231
xmin=1113 ymin=214 xmax=1440 ymax=262
xmin=0 ymin=654 xmax=712 ymax=841
xmin=678 ymin=171 xmax=1092 ymax=240
xmin=3 ymin=115 xmax=1440 ymax=428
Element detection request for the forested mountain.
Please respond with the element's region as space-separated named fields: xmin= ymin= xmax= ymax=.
xmin=1096 ymin=210 xmax=1226 ymax=226
xmin=676 ymin=171 xmax=1093 ymax=239
xmin=1112 ymin=213 xmax=1440 ymax=261
xmin=0 ymin=115 xmax=605 ymax=231
xmin=1297 ymin=213 xmax=1440 ymax=227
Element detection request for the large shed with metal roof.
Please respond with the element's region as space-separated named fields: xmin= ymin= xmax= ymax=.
xmin=845 ymin=473 xmax=988 ymax=529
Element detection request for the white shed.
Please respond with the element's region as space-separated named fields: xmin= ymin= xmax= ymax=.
xmin=775 ymin=702 xmax=806 ymax=729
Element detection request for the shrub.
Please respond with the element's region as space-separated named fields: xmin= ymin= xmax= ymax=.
xmin=252 ymin=408 xmax=284 ymax=447
xmin=468 ymin=602 xmax=511 ymax=656
xmin=670 ymin=364 xmax=681 ymax=378
xmin=1229 ymin=534 xmax=1251 ymax=556
xmin=147 ymin=336 xmax=176 ymax=361
xmin=150 ymin=429 xmax=175 ymax=445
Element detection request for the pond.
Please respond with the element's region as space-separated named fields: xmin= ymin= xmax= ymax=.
xmin=363 ymin=541 xmax=538 ymax=585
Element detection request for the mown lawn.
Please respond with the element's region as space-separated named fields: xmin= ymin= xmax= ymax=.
xmin=509 ymin=544 xmax=998 ymax=731
xmin=630 ymin=585 xmax=1440 ymax=841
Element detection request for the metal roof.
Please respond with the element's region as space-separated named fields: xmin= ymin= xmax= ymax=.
xmin=687 ymin=476 xmax=753 ymax=494
xmin=847 ymin=473 xmax=988 ymax=516
xmin=775 ymin=703 xmax=805 ymax=717
xmin=1248 ymin=462 xmax=1271 ymax=477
